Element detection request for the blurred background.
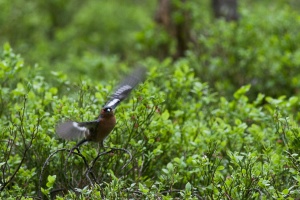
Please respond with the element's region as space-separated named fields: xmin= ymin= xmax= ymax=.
xmin=1 ymin=0 xmax=300 ymax=99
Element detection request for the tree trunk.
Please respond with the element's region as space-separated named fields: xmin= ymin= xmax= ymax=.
xmin=155 ymin=0 xmax=191 ymax=59
xmin=212 ymin=0 xmax=239 ymax=21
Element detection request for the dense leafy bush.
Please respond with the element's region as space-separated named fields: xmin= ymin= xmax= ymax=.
xmin=1 ymin=0 xmax=300 ymax=199
xmin=1 ymin=0 xmax=300 ymax=98
xmin=1 ymin=45 xmax=300 ymax=199
xmin=188 ymin=3 xmax=300 ymax=99
xmin=0 ymin=0 xmax=155 ymax=81
xmin=136 ymin=1 xmax=300 ymax=99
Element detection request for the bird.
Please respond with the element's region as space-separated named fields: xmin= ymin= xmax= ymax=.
xmin=56 ymin=67 xmax=146 ymax=148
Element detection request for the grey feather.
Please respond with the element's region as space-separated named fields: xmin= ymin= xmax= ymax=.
xmin=56 ymin=120 xmax=99 ymax=140
xmin=104 ymin=67 xmax=146 ymax=109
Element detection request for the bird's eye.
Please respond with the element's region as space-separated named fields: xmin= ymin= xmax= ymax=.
xmin=104 ymin=107 xmax=112 ymax=112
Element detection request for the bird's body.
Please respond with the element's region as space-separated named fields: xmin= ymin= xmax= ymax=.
xmin=86 ymin=109 xmax=116 ymax=143
xmin=56 ymin=67 xmax=146 ymax=147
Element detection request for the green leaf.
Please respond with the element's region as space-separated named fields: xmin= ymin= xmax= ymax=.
xmin=41 ymin=187 xmax=48 ymax=195
xmin=233 ymin=85 xmax=251 ymax=99
xmin=288 ymin=96 xmax=298 ymax=106
xmin=161 ymin=110 xmax=170 ymax=120
xmin=185 ymin=182 xmax=191 ymax=192
xmin=282 ymin=188 xmax=289 ymax=195
xmin=217 ymin=166 xmax=225 ymax=171
xmin=139 ymin=183 xmax=149 ymax=194
xmin=167 ymin=163 xmax=174 ymax=171
xmin=46 ymin=175 xmax=56 ymax=188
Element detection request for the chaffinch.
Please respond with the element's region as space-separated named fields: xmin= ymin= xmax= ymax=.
xmin=56 ymin=67 xmax=146 ymax=148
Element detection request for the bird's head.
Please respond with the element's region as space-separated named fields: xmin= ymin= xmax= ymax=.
xmin=100 ymin=106 xmax=114 ymax=117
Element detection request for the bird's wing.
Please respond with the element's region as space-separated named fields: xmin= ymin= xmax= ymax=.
xmin=56 ymin=120 xmax=99 ymax=140
xmin=104 ymin=67 xmax=146 ymax=109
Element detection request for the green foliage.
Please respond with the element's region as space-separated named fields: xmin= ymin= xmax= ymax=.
xmin=41 ymin=175 xmax=56 ymax=196
xmin=187 ymin=2 xmax=300 ymax=99
xmin=1 ymin=45 xmax=300 ymax=199
xmin=1 ymin=0 xmax=300 ymax=199
xmin=1 ymin=0 xmax=300 ymax=99
xmin=136 ymin=1 xmax=300 ymax=99
xmin=0 ymin=0 xmax=155 ymax=81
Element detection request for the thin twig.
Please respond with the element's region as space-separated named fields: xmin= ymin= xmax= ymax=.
xmin=39 ymin=148 xmax=69 ymax=198
xmin=40 ymin=144 xmax=132 ymax=198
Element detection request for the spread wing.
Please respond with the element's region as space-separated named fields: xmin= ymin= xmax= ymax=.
xmin=56 ymin=120 xmax=99 ymax=140
xmin=104 ymin=67 xmax=146 ymax=109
